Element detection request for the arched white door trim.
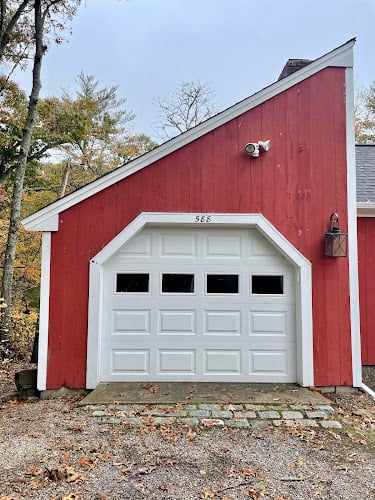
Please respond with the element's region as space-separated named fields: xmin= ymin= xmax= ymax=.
xmin=87 ymin=212 xmax=313 ymax=388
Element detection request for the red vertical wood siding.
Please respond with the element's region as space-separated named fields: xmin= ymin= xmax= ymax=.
xmin=358 ymin=217 xmax=375 ymax=365
xmin=47 ymin=67 xmax=352 ymax=388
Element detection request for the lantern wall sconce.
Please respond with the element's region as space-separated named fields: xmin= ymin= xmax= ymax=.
xmin=324 ymin=212 xmax=348 ymax=257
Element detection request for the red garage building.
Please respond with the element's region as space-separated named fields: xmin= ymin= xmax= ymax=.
xmin=23 ymin=39 xmax=363 ymax=392
xmin=357 ymin=144 xmax=375 ymax=366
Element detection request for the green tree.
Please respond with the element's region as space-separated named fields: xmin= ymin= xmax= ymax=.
xmin=0 ymin=0 xmax=81 ymax=352
xmin=0 ymin=0 xmax=34 ymax=71
xmin=355 ymin=82 xmax=375 ymax=143
xmin=40 ymin=72 xmax=157 ymax=197
xmin=54 ymin=71 xmax=136 ymax=195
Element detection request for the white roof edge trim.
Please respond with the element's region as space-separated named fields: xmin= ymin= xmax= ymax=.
xmin=357 ymin=203 xmax=375 ymax=217
xmin=22 ymin=213 xmax=58 ymax=231
xmin=22 ymin=39 xmax=355 ymax=232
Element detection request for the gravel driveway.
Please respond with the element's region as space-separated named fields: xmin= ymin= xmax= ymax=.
xmin=0 ymin=365 xmax=375 ymax=500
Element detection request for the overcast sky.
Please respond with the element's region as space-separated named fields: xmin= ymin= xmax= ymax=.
xmin=13 ymin=0 xmax=375 ymax=141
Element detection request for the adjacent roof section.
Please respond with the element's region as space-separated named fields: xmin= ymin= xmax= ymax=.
xmin=356 ymin=145 xmax=375 ymax=215
xmin=22 ymin=39 xmax=356 ymax=232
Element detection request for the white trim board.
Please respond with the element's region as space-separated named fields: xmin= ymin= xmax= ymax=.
xmin=346 ymin=67 xmax=362 ymax=388
xmin=37 ymin=232 xmax=51 ymax=391
xmin=22 ymin=40 xmax=355 ymax=233
xmin=86 ymin=212 xmax=314 ymax=389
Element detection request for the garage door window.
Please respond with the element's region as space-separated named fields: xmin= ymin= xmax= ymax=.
xmin=116 ymin=273 xmax=149 ymax=293
xmin=162 ymin=274 xmax=195 ymax=293
xmin=251 ymin=275 xmax=284 ymax=295
xmin=206 ymin=274 xmax=239 ymax=294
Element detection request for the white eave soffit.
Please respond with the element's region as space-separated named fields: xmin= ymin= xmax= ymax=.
xmin=22 ymin=39 xmax=355 ymax=232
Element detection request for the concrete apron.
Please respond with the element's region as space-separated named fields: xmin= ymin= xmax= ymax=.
xmin=80 ymin=383 xmax=343 ymax=429
xmin=80 ymin=382 xmax=329 ymax=406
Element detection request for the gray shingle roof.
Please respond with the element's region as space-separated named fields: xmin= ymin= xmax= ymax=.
xmin=356 ymin=144 xmax=375 ymax=202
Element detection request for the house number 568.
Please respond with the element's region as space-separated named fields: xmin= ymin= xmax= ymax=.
xmin=195 ymin=215 xmax=212 ymax=223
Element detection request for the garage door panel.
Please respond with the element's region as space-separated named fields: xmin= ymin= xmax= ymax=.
xmin=158 ymin=350 xmax=196 ymax=374
xmin=204 ymin=310 xmax=241 ymax=335
xmin=204 ymin=234 xmax=242 ymax=259
xmin=118 ymin=233 xmax=152 ymax=257
xmin=113 ymin=310 xmax=151 ymax=335
xmin=204 ymin=350 xmax=242 ymax=374
xmin=250 ymin=311 xmax=286 ymax=335
xmin=112 ymin=349 xmax=150 ymax=374
xmin=160 ymin=233 xmax=197 ymax=258
xmin=250 ymin=232 xmax=278 ymax=257
xmin=158 ymin=310 xmax=196 ymax=335
xmin=249 ymin=348 xmax=296 ymax=382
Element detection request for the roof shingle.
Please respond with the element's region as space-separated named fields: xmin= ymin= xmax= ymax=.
xmin=356 ymin=144 xmax=375 ymax=202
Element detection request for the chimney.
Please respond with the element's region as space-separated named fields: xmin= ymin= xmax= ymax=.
xmin=278 ymin=59 xmax=312 ymax=81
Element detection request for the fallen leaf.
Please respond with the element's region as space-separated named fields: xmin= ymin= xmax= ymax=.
xmin=68 ymin=422 xmax=86 ymax=432
xmin=60 ymin=452 xmax=71 ymax=464
xmin=96 ymin=451 xmax=111 ymax=462
xmin=242 ymin=467 xmax=261 ymax=478
xmin=199 ymin=469 xmax=207 ymax=476
xmin=62 ymin=494 xmax=80 ymax=500
xmin=246 ymin=486 xmax=267 ymax=498
xmin=227 ymin=467 xmax=240 ymax=479
xmin=156 ymin=458 xmax=176 ymax=467
xmin=65 ymin=466 xmax=86 ymax=483
xmin=121 ymin=465 xmax=133 ymax=474
xmin=221 ymin=445 xmax=231 ymax=453
xmin=46 ymin=468 xmax=64 ymax=481
xmin=186 ymin=428 xmax=197 ymax=441
xmin=203 ymin=490 xmax=215 ymax=499
xmin=347 ymin=433 xmax=367 ymax=445
xmin=158 ymin=483 xmax=173 ymax=491
xmin=79 ymin=456 xmax=96 ymax=470
xmin=27 ymin=431 xmax=40 ymax=438
xmin=26 ymin=465 xmax=42 ymax=477
xmin=135 ymin=466 xmax=156 ymax=475
xmin=307 ymin=489 xmax=322 ymax=496
xmin=160 ymin=427 xmax=178 ymax=442
xmin=141 ymin=383 xmax=160 ymax=393
xmin=186 ymin=386 xmax=196 ymax=400
xmin=287 ymin=459 xmax=304 ymax=468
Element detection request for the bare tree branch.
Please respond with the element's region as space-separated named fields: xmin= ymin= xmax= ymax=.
xmin=155 ymin=81 xmax=217 ymax=141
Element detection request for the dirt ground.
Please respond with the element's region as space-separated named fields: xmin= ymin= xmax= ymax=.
xmin=0 ymin=364 xmax=375 ymax=500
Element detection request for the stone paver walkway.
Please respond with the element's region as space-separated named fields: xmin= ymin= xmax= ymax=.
xmin=85 ymin=402 xmax=342 ymax=429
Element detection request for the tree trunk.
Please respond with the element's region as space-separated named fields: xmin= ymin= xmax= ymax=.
xmin=0 ymin=0 xmax=45 ymax=351
xmin=58 ymin=158 xmax=72 ymax=198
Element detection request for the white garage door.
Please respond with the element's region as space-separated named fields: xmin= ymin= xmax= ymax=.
xmin=101 ymin=227 xmax=296 ymax=382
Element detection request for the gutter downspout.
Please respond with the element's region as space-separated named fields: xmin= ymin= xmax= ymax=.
xmin=361 ymin=383 xmax=375 ymax=400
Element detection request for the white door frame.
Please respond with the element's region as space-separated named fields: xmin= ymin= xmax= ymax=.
xmin=86 ymin=212 xmax=313 ymax=388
